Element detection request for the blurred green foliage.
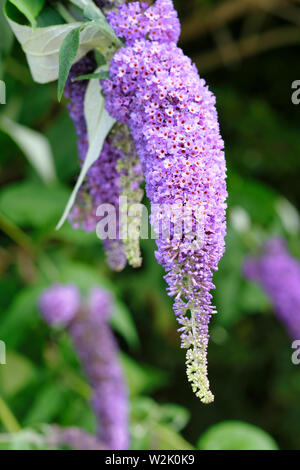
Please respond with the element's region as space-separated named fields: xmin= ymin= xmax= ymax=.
xmin=0 ymin=0 xmax=300 ymax=450
xmin=197 ymin=421 xmax=278 ymax=450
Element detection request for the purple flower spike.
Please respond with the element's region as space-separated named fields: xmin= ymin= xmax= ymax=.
xmin=39 ymin=284 xmax=130 ymax=450
xmin=102 ymin=0 xmax=227 ymax=403
xmin=64 ymin=54 xmax=143 ymax=271
xmin=244 ymin=237 xmax=300 ymax=340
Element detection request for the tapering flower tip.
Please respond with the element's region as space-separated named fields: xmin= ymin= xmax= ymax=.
xmin=107 ymin=0 xmax=180 ymax=45
xmin=183 ymin=310 xmax=215 ymax=404
xmin=243 ymin=237 xmax=300 ymax=340
xmin=39 ymin=284 xmax=80 ymax=326
xmin=89 ymin=287 xmax=113 ymax=321
xmin=104 ymin=0 xmax=227 ymax=403
xmin=186 ymin=349 xmax=214 ymax=404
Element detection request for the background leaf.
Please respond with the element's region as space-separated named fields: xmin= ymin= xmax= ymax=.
xmin=0 ymin=181 xmax=69 ymax=228
xmin=7 ymin=0 xmax=45 ymax=27
xmin=0 ymin=351 xmax=36 ymax=396
xmin=120 ymin=353 xmax=167 ymax=396
xmin=0 ymin=285 xmax=44 ymax=349
xmin=197 ymin=421 xmax=278 ymax=450
xmin=0 ymin=117 xmax=57 ymax=183
xmin=0 ymin=0 xmax=14 ymax=57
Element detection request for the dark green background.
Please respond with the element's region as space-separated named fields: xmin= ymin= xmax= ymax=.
xmin=0 ymin=0 xmax=299 ymax=450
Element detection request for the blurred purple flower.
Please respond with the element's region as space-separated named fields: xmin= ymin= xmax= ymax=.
xmin=243 ymin=238 xmax=300 ymax=340
xmin=48 ymin=425 xmax=107 ymax=450
xmin=39 ymin=284 xmax=80 ymax=327
xmin=39 ymin=284 xmax=130 ymax=450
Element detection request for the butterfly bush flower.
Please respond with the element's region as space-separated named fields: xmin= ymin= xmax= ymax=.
xmin=39 ymin=284 xmax=80 ymax=326
xmin=102 ymin=0 xmax=227 ymax=403
xmin=39 ymin=284 xmax=130 ymax=450
xmin=64 ymin=50 xmax=144 ymax=270
xmin=244 ymin=238 xmax=300 ymax=340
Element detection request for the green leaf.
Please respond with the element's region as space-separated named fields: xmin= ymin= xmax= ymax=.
xmin=51 ymin=223 xmax=97 ymax=245
xmin=0 ymin=117 xmax=57 ymax=184
xmin=59 ymin=261 xmax=114 ymax=293
xmin=130 ymin=397 xmax=193 ymax=450
xmin=197 ymin=421 xmax=279 ymax=450
xmin=83 ymin=1 xmax=102 ymax=21
xmin=36 ymin=6 xmax=65 ymax=27
xmin=0 ymin=286 xmax=43 ymax=349
xmin=160 ymin=404 xmax=190 ymax=432
xmin=240 ymin=281 xmax=270 ymax=313
xmin=3 ymin=20 xmax=75 ymax=82
xmin=0 ymin=351 xmax=36 ymax=396
xmin=72 ymin=71 xmax=109 ymax=81
xmin=57 ymin=26 xmax=80 ymax=101
xmin=0 ymin=0 xmax=14 ymax=55
xmin=5 ymin=15 xmax=120 ymax=84
xmin=56 ymin=77 xmax=115 ymax=229
xmin=94 ymin=50 xmax=106 ymax=67
xmin=23 ymin=383 xmax=67 ymax=426
xmin=0 ymin=439 xmax=12 ymax=450
xmin=4 ymin=18 xmax=83 ymax=83
xmin=0 ymin=181 xmax=69 ymax=228
xmin=7 ymin=0 xmax=45 ymax=27
xmin=112 ymin=302 xmax=139 ymax=349
xmin=276 ymin=197 xmax=300 ymax=234
xmin=228 ymin=172 xmax=278 ymax=226
xmin=120 ymin=353 xmax=166 ymax=396
xmin=153 ymin=424 xmax=194 ymax=450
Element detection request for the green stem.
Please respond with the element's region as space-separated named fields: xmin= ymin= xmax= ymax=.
xmin=0 ymin=211 xmax=34 ymax=254
xmin=0 ymin=211 xmax=60 ymax=282
xmin=4 ymin=58 xmax=31 ymax=85
xmin=62 ymin=369 xmax=91 ymax=399
xmin=0 ymin=395 xmax=21 ymax=433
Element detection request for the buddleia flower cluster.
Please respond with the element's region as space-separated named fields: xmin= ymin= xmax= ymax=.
xmin=243 ymin=238 xmax=300 ymax=340
xmin=39 ymin=284 xmax=130 ymax=450
xmin=102 ymin=0 xmax=227 ymax=403
xmin=64 ymin=0 xmax=144 ymax=271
